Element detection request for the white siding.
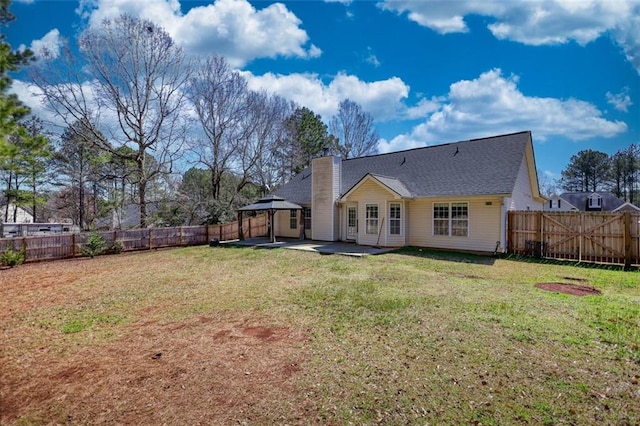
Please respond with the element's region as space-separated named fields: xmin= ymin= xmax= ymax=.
xmin=407 ymin=197 xmax=502 ymax=253
xmin=342 ymin=180 xmax=406 ymax=247
xmin=507 ymin=157 xmax=543 ymax=211
xmin=543 ymin=196 xmax=575 ymax=212
xmin=312 ymin=156 xmax=341 ymax=241
xmin=2 ymin=204 xmax=33 ymax=223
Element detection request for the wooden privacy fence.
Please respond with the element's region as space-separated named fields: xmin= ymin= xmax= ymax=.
xmin=508 ymin=211 xmax=640 ymax=267
xmin=0 ymin=214 xmax=267 ymax=264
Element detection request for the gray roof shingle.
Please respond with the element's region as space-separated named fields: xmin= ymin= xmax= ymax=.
xmin=274 ymin=131 xmax=532 ymax=204
xmin=559 ymin=192 xmax=628 ymax=211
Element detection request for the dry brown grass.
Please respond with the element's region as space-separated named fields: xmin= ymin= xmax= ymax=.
xmin=1 ymin=246 xmax=639 ymax=425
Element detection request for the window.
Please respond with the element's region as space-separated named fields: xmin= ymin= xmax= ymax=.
xmin=289 ymin=209 xmax=297 ymax=229
xmin=433 ymin=202 xmax=468 ymax=237
xmin=389 ymin=203 xmax=401 ymax=235
xmin=433 ymin=203 xmax=449 ymax=235
xmin=589 ymin=195 xmax=602 ymax=209
xmin=365 ymin=204 xmax=378 ymax=234
xmin=549 ymin=199 xmax=561 ymax=209
xmin=303 ymin=207 xmax=311 ymax=231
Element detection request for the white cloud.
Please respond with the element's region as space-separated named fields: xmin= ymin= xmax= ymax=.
xmin=379 ymin=69 xmax=627 ymax=153
xmin=78 ymin=0 xmax=320 ymax=67
xmin=11 ymin=80 xmax=45 ymax=116
xmin=404 ymin=97 xmax=442 ymax=119
xmin=240 ymin=71 xmax=410 ymax=121
xmin=26 ymin=29 xmax=63 ymax=59
xmin=365 ymin=47 xmax=381 ymax=67
xmin=379 ymin=0 xmax=640 ymax=74
xmin=10 ymin=80 xmax=63 ymax=129
xmin=606 ymin=89 xmax=633 ymax=112
xmin=611 ymin=14 xmax=640 ymax=75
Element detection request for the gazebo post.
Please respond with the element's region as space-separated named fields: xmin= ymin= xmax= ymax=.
xmin=270 ymin=209 xmax=276 ymax=243
xmin=238 ymin=210 xmax=244 ymax=241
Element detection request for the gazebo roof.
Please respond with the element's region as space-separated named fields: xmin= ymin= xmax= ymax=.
xmin=238 ymin=195 xmax=303 ymax=212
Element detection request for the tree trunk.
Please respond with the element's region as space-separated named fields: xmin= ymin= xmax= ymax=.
xmin=139 ymin=181 xmax=147 ymax=228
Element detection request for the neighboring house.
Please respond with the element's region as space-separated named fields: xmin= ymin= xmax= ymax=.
xmin=544 ymin=192 xmax=640 ymax=212
xmin=272 ymin=131 xmax=545 ymax=253
xmin=1 ymin=203 xmax=34 ymax=224
xmin=94 ymin=203 xmax=161 ymax=230
xmin=1 ymin=204 xmax=83 ymax=237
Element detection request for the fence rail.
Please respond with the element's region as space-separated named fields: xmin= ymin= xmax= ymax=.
xmin=508 ymin=211 xmax=640 ymax=267
xmin=0 ymin=214 xmax=267 ymax=264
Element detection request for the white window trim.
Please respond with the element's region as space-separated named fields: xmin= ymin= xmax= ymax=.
xmin=432 ymin=201 xmax=469 ymax=237
xmin=388 ymin=202 xmax=402 ymax=236
xmin=365 ymin=203 xmax=379 ymax=235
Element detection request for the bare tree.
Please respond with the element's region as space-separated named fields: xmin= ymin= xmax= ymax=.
xmin=187 ymin=55 xmax=252 ymax=203
xmin=31 ymin=14 xmax=190 ymax=227
xmin=329 ymin=99 xmax=379 ymax=159
xmin=237 ymin=91 xmax=296 ymax=195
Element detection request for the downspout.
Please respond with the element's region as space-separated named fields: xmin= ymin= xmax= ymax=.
xmin=500 ymin=197 xmax=508 ymax=253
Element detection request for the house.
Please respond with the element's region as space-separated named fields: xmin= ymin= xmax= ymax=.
xmin=545 ymin=192 xmax=640 ymax=212
xmin=1 ymin=203 xmax=34 ymax=224
xmin=94 ymin=201 xmax=165 ymax=231
xmin=271 ymin=131 xmax=544 ymax=253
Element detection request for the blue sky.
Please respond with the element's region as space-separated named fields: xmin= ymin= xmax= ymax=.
xmin=6 ymin=0 xmax=640 ymax=188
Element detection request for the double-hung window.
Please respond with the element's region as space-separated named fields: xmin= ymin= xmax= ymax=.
xmin=365 ymin=204 xmax=379 ymax=234
xmin=389 ymin=203 xmax=401 ymax=235
xmin=303 ymin=207 xmax=311 ymax=230
xmin=433 ymin=202 xmax=468 ymax=237
xmin=289 ymin=209 xmax=297 ymax=229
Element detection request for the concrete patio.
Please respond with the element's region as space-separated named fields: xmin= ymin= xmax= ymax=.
xmin=220 ymin=237 xmax=394 ymax=257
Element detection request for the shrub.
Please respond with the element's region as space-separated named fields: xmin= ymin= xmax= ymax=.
xmin=109 ymin=241 xmax=124 ymax=254
xmin=0 ymin=246 xmax=25 ymax=268
xmin=80 ymin=231 xmax=107 ymax=258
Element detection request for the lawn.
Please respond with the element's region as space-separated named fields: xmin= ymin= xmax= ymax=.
xmin=1 ymin=246 xmax=639 ymax=425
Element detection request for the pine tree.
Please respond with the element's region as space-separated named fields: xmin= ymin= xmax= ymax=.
xmin=0 ymin=0 xmax=34 ymax=156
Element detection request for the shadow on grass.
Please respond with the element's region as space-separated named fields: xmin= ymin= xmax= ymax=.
xmin=393 ymin=247 xmax=497 ymax=266
xmin=393 ymin=247 xmax=639 ymax=272
xmin=502 ymin=253 xmax=639 ymax=272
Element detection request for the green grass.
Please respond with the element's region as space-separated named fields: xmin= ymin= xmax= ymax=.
xmin=5 ymin=245 xmax=640 ymax=424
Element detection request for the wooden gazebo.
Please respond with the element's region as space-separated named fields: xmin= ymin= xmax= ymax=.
xmin=237 ymin=195 xmax=303 ymax=243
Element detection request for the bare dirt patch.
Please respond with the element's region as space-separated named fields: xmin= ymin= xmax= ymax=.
xmin=0 ymin=256 xmax=313 ymax=425
xmin=535 ymin=282 xmax=602 ymax=296
xmin=2 ymin=315 xmax=311 ymax=424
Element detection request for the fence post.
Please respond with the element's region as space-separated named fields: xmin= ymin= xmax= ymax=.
xmin=21 ymin=237 xmax=27 ymax=262
xmin=149 ymin=229 xmax=153 ymax=250
xmin=579 ymin=213 xmax=584 ymax=263
xmin=248 ymin=218 xmax=252 ymax=238
xmin=72 ymin=233 xmax=76 ymax=257
xmin=219 ymin=225 xmax=222 ymax=242
xmin=179 ymin=227 xmax=183 ymax=246
xmin=624 ymin=211 xmax=632 ymax=270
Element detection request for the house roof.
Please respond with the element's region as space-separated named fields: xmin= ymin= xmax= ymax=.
xmin=341 ymin=173 xmax=413 ymax=200
xmin=274 ymin=131 xmax=535 ymax=204
xmin=558 ymin=192 xmax=638 ymax=212
xmin=238 ymin=195 xmax=303 ymax=211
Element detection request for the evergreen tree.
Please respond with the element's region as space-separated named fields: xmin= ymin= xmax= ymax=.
xmin=560 ymin=149 xmax=610 ymax=192
xmin=283 ymin=107 xmax=335 ymax=174
xmin=53 ymin=120 xmax=106 ymax=229
xmin=0 ymin=0 xmax=34 ymax=164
